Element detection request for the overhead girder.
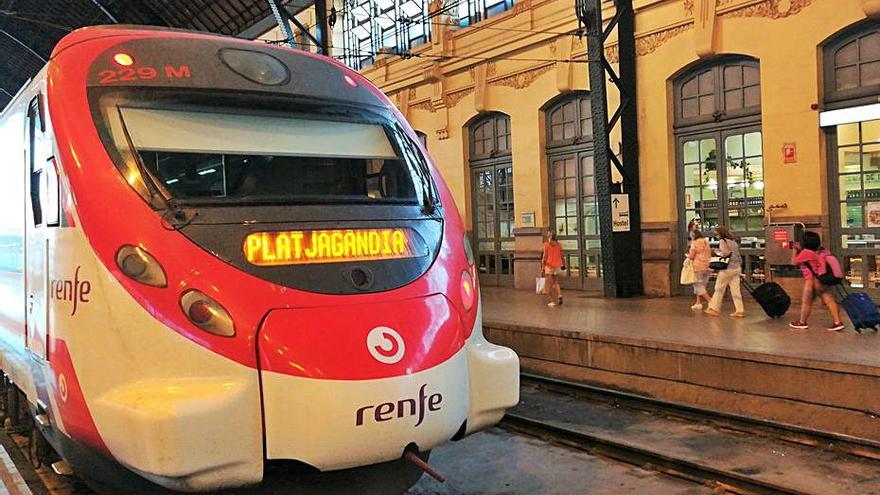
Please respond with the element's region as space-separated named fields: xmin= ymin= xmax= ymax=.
xmin=0 ymin=0 xmax=323 ymax=110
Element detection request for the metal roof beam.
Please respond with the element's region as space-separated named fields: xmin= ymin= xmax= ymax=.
xmin=0 ymin=28 xmax=45 ymax=63
xmin=267 ymin=0 xmax=295 ymax=48
xmin=89 ymin=0 xmax=118 ymax=23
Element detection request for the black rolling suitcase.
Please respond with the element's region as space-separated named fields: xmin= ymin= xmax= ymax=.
xmin=742 ymin=281 xmax=790 ymax=318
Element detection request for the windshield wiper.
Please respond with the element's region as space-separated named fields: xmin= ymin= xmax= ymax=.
xmin=115 ymin=107 xmax=195 ymax=228
xmin=397 ymin=129 xmax=436 ymax=215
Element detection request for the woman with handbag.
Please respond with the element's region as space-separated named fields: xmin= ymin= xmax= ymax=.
xmin=541 ymin=231 xmax=564 ymax=307
xmin=705 ymin=225 xmax=745 ymax=318
xmin=687 ymin=229 xmax=713 ymax=311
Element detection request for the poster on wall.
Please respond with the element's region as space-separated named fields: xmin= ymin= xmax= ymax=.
xmin=868 ymin=202 xmax=880 ymax=228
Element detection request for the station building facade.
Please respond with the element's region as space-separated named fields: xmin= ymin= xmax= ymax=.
xmin=324 ymin=0 xmax=880 ymax=296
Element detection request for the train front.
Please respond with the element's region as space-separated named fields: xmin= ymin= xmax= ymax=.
xmin=44 ymin=27 xmax=519 ymax=492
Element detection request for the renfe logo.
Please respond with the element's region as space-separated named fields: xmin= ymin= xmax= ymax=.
xmin=367 ymin=326 xmax=405 ymax=364
xmin=50 ymin=266 xmax=91 ymax=316
xmin=356 ymin=384 xmax=443 ymax=427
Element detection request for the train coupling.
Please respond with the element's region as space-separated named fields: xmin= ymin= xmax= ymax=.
xmin=403 ymin=451 xmax=445 ymax=483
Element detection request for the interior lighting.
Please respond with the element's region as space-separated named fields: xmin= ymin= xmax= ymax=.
xmin=819 ymin=103 xmax=880 ymax=127
xmin=197 ymin=168 xmax=217 ymax=176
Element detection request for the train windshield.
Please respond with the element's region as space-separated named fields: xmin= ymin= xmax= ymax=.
xmin=102 ymin=106 xmax=429 ymax=207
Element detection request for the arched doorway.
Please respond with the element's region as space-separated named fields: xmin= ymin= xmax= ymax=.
xmin=468 ymin=113 xmax=514 ymax=286
xmin=674 ymin=57 xmax=766 ymax=283
xmin=544 ymin=93 xmax=601 ymax=290
xmin=823 ymin=21 xmax=880 ymax=292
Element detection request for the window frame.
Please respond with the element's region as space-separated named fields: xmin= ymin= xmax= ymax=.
xmin=823 ymin=21 xmax=880 ymax=110
xmin=343 ymin=0 xmax=432 ymax=70
xmin=673 ymin=58 xmax=762 ymax=131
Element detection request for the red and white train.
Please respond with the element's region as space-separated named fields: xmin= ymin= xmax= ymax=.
xmin=0 ymin=26 xmax=519 ymax=492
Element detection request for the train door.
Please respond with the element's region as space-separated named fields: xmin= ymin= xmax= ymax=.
xmin=25 ymin=94 xmax=58 ymax=361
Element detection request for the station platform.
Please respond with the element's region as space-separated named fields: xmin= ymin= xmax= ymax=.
xmin=481 ymin=287 xmax=880 ymax=445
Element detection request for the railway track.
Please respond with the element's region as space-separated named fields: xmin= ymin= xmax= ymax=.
xmin=502 ymin=373 xmax=880 ymax=495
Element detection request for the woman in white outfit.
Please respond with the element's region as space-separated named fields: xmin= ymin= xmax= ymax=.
xmin=704 ymin=225 xmax=744 ymax=318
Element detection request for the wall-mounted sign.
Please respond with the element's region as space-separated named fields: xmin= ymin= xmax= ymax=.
xmin=521 ymin=211 xmax=535 ymax=227
xmin=771 ymin=228 xmax=789 ymax=242
xmin=611 ymin=194 xmax=631 ymax=232
xmin=783 ymin=142 xmax=797 ymax=164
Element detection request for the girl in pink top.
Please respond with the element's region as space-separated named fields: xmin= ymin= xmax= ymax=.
xmin=789 ymin=232 xmax=844 ymax=331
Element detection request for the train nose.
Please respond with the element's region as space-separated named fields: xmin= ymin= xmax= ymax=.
xmin=256 ymin=294 xmax=470 ymax=470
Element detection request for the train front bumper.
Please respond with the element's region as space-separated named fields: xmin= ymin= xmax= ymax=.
xmin=260 ymin=302 xmax=520 ymax=471
xmin=87 ymin=304 xmax=518 ymax=491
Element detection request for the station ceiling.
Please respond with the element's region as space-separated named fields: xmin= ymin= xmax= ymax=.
xmin=0 ymin=0 xmax=312 ymax=109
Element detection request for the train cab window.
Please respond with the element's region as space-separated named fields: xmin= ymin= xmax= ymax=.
xmin=106 ymin=107 xmax=425 ymax=206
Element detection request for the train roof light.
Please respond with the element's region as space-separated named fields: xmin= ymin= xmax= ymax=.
xmin=344 ymin=75 xmax=358 ymax=87
xmin=219 ymin=48 xmax=289 ymax=86
xmin=113 ymin=52 xmax=134 ymax=67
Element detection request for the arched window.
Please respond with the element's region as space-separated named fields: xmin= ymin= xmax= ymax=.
xmin=544 ymin=93 xmax=600 ymax=290
xmin=675 ymin=60 xmax=761 ymax=127
xmin=469 ymin=113 xmax=514 ymax=286
xmin=824 ymin=22 xmax=880 ymax=292
xmin=825 ymin=22 xmax=880 ymax=106
xmin=674 ymin=57 xmax=765 ymax=283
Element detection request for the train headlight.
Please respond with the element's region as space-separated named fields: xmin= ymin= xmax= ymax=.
xmin=115 ymin=245 xmax=167 ymax=287
xmin=461 ymin=270 xmax=476 ymax=312
xmin=180 ymin=290 xmax=235 ymax=337
xmin=463 ymin=233 xmax=475 ymax=267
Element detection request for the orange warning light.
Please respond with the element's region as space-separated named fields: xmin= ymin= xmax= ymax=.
xmin=244 ymin=228 xmax=426 ymax=266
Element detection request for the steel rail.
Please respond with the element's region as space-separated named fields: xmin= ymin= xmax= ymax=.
xmin=517 ymin=373 xmax=880 ymax=461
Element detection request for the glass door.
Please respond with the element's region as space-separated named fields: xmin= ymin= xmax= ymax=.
xmin=548 ymin=152 xmax=601 ymax=290
xmin=473 ymin=164 xmax=515 ymax=286
xmin=680 ymin=128 xmax=766 ymax=284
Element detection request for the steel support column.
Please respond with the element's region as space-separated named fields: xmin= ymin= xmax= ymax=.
xmin=268 ymin=0 xmax=297 ymax=49
xmin=313 ymin=0 xmax=330 ymax=55
xmin=578 ymin=0 xmax=643 ymax=297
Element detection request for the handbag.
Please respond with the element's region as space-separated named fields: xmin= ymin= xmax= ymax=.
xmin=709 ymin=239 xmax=730 ymax=270
xmin=709 ymin=255 xmax=730 ymax=271
xmin=680 ymin=259 xmax=696 ymax=285
xmin=535 ymin=277 xmax=548 ymax=295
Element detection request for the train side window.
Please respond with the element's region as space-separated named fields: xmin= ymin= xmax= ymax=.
xmin=27 ymin=98 xmax=43 ymax=226
xmin=27 ymin=95 xmax=59 ymax=227
xmin=42 ymin=158 xmax=60 ymax=227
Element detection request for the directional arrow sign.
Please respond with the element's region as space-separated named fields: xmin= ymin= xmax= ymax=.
xmin=611 ymin=194 xmax=630 ymax=232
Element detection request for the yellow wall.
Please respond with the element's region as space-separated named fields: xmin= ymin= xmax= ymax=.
xmin=356 ymin=0 xmax=878 ymax=293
